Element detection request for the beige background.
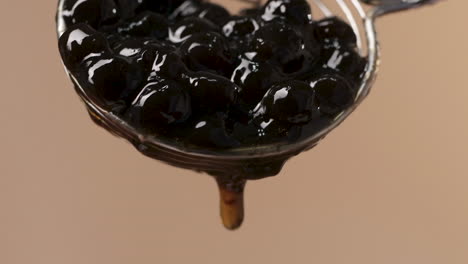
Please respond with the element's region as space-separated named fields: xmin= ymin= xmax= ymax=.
xmin=1 ymin=1 xmax=467 ymax=263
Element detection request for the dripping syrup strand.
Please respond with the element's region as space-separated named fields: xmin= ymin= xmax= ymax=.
xmin=216 ymin=176 xmax=246 ymax=230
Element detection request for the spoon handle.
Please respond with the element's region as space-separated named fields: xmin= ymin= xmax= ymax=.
xmin=362 ymin=0 xmax=443 ymax=17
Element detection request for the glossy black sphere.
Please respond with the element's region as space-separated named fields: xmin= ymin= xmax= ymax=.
xmin=129 ymin=80 xmax=192 ymax=129
xmin=310 ymin=75 xmax=354 ymax=116
xmin=254 ymin=80 xmax=319 ymax=124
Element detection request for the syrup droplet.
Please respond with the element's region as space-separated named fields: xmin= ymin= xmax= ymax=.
xmin=216 ymin=176 xmax=246 ymax=230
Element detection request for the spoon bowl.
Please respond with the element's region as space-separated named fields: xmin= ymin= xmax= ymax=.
xmin=56 ymin=0 xmax=438 ymax=229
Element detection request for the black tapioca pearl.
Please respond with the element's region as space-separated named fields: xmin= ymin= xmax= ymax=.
xmin=313 ymin=17 xmax=357 ymax=48
xmin=187 ymin=113 xmax=240 ymax=148
xmin=180 ymin=32 xmax=235 ymax=75
xmin=76 ymin=55 xmax=144 ymax=103
xmin=197 ymin=2 xmax=231 ymax=25
xmin=60 ymin=0 xmax=120 ymax=29
xmin=169 ymin=0 xmax=203 ymax=21
xmin=250 ymin=21 xmax=304 ymax=66
xmin=187 ymin=71 xmax=240 ymax=112
xmin=253 ymin=80 xmax=319 ymax=124
xmin=261 ymin=0 xmax=312 ymax=26
xmin=115 ymin=11 xmax=169 ymax=39
xmin=223 ymin=16 xmax=259 ymax=39
xmin=231 ymin=58 xmax=284 ymax=106
xmin=168 ymin=17 xmax=219 ymax=44
xmin=309 ymin=74 xmax=355 ymax=116
xmin=58 ymin=23 xmax=111 ymax=70
xmin=128 ymin=79 xmax=192 ymax=130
